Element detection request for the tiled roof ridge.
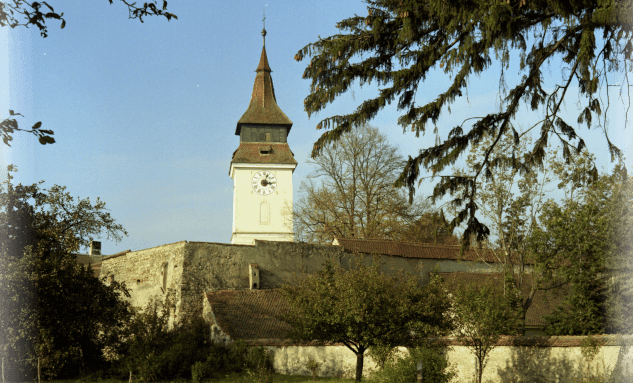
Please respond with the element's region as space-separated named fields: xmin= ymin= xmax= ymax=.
xmin=334 ymin=237 xmax=465 ymax=249
xmin=426 ymin=335 xmax=632 ymax=347
xmin=243 ymin=335 xmax=632 ymax=347
xmin=333 ymin=237 xmax=507 ymax=263
xmin=206 ymin=288 xmax=278 ymax=295
xmin=334 ymin=237 xmax=507 ymax=252
xmin=230 ymin=143 xmax=297 ymax=165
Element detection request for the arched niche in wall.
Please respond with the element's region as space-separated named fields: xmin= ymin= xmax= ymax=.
xmin=260 ymin=201 xmax=269 ymax=224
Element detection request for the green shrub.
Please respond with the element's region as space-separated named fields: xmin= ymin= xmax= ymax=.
xmin=203 ymin=339 xmax=248 ymax=374
xmin=306 ymin=357 xmax=323 ymax=381
xmin=192 ymin=360 xmax=207 ymax=383
xmin=120 ymin=298 xmax=214 ymax=382
xmin=245 ymin=347 xmax=274 ymax=383
xmin=246 ymin=346 xmax=274 ymax=371
xmin=370 ymin=346 xmax=454 ymax=383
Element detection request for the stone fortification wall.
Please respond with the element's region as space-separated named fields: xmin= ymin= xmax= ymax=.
xmin=99 ymin=241 xmax=186 ymax=316
xmin=180 ymin=240 xmax=346 ymax=318
xmin=100 ymin=239 xmax=510 ymax=322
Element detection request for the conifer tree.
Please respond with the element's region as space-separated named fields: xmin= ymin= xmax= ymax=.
xmin=296 ymin=0 xmax=632 ymax=244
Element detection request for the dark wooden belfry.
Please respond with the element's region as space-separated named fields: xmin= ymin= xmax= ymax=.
xmin=235 ymin=28 xmax=293 ymax=145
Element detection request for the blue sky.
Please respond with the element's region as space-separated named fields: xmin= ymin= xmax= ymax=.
xmin=1 ymin=1 xmax=631 ymax=254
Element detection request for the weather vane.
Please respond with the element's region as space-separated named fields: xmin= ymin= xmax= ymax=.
xmin=262 ymin=7 xmax=267 ymax=45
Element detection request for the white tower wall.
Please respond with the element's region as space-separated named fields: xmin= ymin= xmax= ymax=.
xmin=230 ymin=163 xmax=295 ymax=245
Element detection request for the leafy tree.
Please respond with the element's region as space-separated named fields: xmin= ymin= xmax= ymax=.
xmin=0 ymin=166 xmax=131 ymax=379
xmin=449 ymin=277 xmax=523 ymax=383
xmin=451 ymin=130 xmax=553 ymax=253
xmin=450 ymin=130 xmax=555 ymax=329
xmin=279 ymin=256 xmax=453 ymax=382
xmin=397 ymin=211 xmax=460 ymax=244
xmin=529 ymin=164 xmax=631 ymax=335
xmin=0 ymin=0 xmax=177 ymax=146
xmin=449 ymin=128 xmax=624 ymax=335
xmin=295 ymin=0 xmax=631 ymax=245
xmin=293 ymin=124 xmax=435 ymax=244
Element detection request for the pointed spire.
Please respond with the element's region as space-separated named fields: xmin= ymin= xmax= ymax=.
xmin=235 ymin=29 xmax=292 ymax=135
xmin=256 ymin=46 xmax=271 ymax=73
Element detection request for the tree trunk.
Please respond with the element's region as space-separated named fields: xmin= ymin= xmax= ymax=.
xmin=355 ymin=352 xmax=364 ymax=382
xmin=478 ymin=358 xmax=483 ymax=383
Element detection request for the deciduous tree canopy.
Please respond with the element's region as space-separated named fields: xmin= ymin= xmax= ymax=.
xmin=280 ymin=256 xmax=452 ymax=382
xmin=0 ymin=166 xmax=131 ymax=379
xmin=296 ymin=0 xmax=632 ymax=244
xmin=293 ymin=124 xmax=437 ymax=243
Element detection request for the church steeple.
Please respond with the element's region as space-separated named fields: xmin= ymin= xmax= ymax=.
xmin=229 ymin=26 xmax=297 ymax=246
xmin=235 ymin=29 xmax=292 ymax=135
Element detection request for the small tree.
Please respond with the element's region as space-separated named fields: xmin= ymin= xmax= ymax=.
xmin=306 ymin=357 xmax=323 ymax=381
xmin=450 ymin=278 xmax=523 ymax=383
xmin=280 ymin=256 xmax=452 ymax=382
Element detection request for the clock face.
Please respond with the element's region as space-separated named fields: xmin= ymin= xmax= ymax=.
xmin=252 ymin=171 xmax=277 ymax=195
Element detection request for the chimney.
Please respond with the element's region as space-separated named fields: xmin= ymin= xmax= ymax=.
xmin=249 ymin=264 xmax=260 ymax=289
xmin=90 ymin=241 xmax=101 ymax=256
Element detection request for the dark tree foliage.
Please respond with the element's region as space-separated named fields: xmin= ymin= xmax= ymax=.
xmin=528 ymin=165 xmax=630 ymax=335
xmin=295 ymin=0 xmax=632 ymax=246
xmin=543 ymin=276 xmax=607 ymax=335
xmin=0 ymin=0 xmax=177 ymax=146
xmin=0 ymin=166 xmax=131 ymax=379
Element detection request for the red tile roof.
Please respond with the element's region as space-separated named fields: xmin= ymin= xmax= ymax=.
xmin=236 ymin=46 xmax=292 ymax=135
xmin=334 ymin=237 xmax=507 ymax=263
xmin=436 ymin=272 xmax=567 ymax=327
xmin=205 ymin=289 xmax=292 ymax=341
xmin=426 ymin=335 xmax=627 ymax=347
xmin=231 ymin=143 xmax=297 ymax=165
xmin=208 ymin=279 xmax=548 ymax=337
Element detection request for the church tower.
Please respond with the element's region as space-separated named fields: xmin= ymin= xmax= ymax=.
xmin=229 ymin=28 xmax=296 ymax=245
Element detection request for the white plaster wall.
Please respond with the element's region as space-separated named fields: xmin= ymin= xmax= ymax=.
xmin=261 ymin=344 xmax=632 ymax=382
xmin=231 ymin=165 xmax=294 ymax=244
xmin=446 ymin=345 xmax=625 ymax=382
xmin=266 ymin=345 xmax=382 ymax=379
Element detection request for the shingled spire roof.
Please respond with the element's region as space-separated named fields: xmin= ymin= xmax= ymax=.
xmin=235 ymin=37 xmax=293 ymax=135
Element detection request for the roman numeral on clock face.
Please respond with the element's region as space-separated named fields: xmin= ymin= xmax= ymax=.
xmin=252 ymin=170 xmax=277 ymax=195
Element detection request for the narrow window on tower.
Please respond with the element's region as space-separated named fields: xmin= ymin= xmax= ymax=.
xmin=260 ymin=201 xmax=269 ymax=224
xmin=265 ymin=132 xmax=271 ymax=142
xmin=161 ymin=262 xmax=168 ymax=293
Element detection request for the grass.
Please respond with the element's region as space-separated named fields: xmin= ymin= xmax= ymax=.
xmin=52 ymin=374 xmax=356 ymax=383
